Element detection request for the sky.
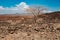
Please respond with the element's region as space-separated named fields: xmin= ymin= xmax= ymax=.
xmin=0 ymin=0 xmax=60 ymax=14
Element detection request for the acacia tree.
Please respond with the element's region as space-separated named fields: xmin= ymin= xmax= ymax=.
xmin=26 ymin=6 xmax=47 ymax=23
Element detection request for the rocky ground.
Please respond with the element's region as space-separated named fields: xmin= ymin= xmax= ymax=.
xmin=0 ymin=11 xmax=60 ymax=40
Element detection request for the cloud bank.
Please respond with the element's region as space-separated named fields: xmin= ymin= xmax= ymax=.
xmin=0 ymin=2 xmax=29 ymax=14
xmin=0 ymin=2 xmax=52 ymax=14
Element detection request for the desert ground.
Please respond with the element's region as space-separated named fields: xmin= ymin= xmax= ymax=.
xmin=0 ymin=11 xmax=60 ymax=40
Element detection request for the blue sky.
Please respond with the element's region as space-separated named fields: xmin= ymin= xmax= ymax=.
xmin=0 ymin=0 xmax=60 ymax=14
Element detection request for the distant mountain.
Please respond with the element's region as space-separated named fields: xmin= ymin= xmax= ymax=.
xmin=0 ymin=11 xmax=60 ymax=21
xmin=37 ymin=11 xmax=60 ymax=23
xmin=38 ymin=11 xmax=60 ymax=18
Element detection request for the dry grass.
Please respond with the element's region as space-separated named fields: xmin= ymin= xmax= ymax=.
xmin=0 ymin=11 xmax=60 ymax=40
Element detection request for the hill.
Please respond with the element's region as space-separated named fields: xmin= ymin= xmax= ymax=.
xmin=0 ymin=11 xmax=60 ymax=40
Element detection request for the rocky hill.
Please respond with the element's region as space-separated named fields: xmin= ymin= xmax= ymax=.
xmin=0 ymin=11 xmax=60 ymax=40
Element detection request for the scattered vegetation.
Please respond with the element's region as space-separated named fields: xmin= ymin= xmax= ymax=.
xmin=0 ymin=11 xmax=60 ymax=40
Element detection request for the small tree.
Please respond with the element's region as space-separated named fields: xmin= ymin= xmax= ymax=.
xmin=26 ymin=6 xmax=47 ymax=23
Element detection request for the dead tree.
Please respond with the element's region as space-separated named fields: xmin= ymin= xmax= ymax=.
xmin=26 ymin=6 xmax=47 ymax=23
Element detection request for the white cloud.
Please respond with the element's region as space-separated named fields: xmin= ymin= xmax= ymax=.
xmin=42 ymin=10 xmax=52 ymax=13
xmin=0 ymin=2 xmax=53 ymax=14
xmin=0 ymin=6 xmax=5 ymax=10
xmin=0 ymin=2 xmax=29 ymax=14
xmin=16 ymin=2 xmax=29 ymax=9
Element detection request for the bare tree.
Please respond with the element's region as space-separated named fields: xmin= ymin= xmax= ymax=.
xmin=26 ymin=6 xmax=47 ymax=23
